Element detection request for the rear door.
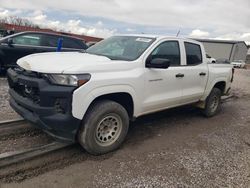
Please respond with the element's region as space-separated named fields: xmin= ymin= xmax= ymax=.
xmin=41 ymin=35 xmax=87 ymax=52
xmin=61 ymin=37 xmax=87 ymax=51
xmin=180 ymin=41 xmax=208 ymax=104
xmin=39 ymin=34 xmax=59 ymax=53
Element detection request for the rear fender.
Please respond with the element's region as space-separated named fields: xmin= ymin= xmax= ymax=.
xmin=201 ymin=77 xmax=228 ymax=101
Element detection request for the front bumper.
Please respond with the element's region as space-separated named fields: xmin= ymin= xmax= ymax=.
xmin=7 ymin=68 xmax=81 ymax=143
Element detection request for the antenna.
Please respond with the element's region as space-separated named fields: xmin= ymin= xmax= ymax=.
xmin=176 ymin=30 xmax=180 ymax=37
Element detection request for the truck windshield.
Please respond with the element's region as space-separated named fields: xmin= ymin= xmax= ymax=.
xmin=86 ymin=36 xmax=155 ymax=61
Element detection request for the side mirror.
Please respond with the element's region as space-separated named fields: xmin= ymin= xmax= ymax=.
xmin=7 ymin=38 xmax=13 ymax=46
xmin=146 ymin=58 xmax=170 ymax=69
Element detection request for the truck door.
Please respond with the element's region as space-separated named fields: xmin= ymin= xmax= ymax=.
xmin=143 ymin=40 xmax=183 ymax=113
xmin=180 ymin=42 xmax=208 ymax=104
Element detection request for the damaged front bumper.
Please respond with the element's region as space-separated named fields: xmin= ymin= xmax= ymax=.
xmin=7 ymin=68 xmax=81 ymax=143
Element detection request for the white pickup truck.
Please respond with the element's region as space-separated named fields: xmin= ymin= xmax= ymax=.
xmin=7 ymin=35 xmax=234 ymax=155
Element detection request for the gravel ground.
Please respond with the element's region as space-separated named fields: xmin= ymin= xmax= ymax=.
xmin=0 ymin=128 xmax=53 ymax=153
xmin=0 ymin=77 xmax=20 ymax=121
xmin=0 ymin=69 xmax=250 ymax=187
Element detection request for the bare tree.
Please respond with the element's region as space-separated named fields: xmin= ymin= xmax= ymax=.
xmin=0 ymin=16 xmax=39 ymax=28
xmin=0 ymin=17 xmax=8 ymax=24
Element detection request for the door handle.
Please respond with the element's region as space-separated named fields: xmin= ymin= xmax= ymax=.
xmin=176 ymin=73 xmax=184 ymax=78
xmin=199 ymin=72 xmax=206 ymax=76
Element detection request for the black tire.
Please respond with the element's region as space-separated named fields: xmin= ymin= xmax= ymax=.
xmin=78 ymin=100 xmax=129 ymax=155
xmin=202 ymin=88 xmax=222 ymax=117
xmin=0 ymin=61 xmax=2 ymax=75
xmin=0 ymin=60 xmax=6 ymax=76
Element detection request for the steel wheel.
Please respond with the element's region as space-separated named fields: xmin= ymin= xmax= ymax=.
xmin=202 ymin=87 xmax=221 ymax=117
xmin=78 ymin=100 xmax=129 ymax=155
xmin=95 ymin=114 xmax=122 ymax=147
xmin=210 ymin=95 xmax=219 ymax=113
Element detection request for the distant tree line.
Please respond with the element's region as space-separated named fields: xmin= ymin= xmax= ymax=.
xmin=0 ymin=16 xmax=40 ymax=29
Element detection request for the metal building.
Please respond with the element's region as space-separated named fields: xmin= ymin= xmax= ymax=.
xmin=246 ymin=48 xmax=250 ymax=64
xmin=194 ymin=39 xmax=248 ymax=62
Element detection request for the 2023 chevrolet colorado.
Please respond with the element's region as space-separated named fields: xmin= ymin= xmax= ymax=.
xmin=7 ymin=35 xmax=234 ymax=155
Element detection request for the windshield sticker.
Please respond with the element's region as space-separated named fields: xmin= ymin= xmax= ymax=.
xmin=135 ymin=38 xmax=152 ymax=43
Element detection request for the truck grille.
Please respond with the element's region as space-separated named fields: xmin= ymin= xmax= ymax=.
xmin=9 ymin=68 xmax=42 ymax=104
xmin=14 ymin=83 xmax=40 ymax=104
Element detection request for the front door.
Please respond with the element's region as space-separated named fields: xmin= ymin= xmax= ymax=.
xmin=143 ymin=40 xmax=184 ymax=113
xmin=1 ymin=33 xmax=42 ymax=67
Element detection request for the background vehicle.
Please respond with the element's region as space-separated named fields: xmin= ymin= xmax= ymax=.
xmin=206 ymin=54 xmax=216 ymax=63
xmin=231 ymin=60 xmax=246 ymax=68
xmin=86 ymin=41 xmax=98 ymax=47
xmin=216 ymin=58 xmax=231 ymax=64
xmin=0 ymin=31 xmax=88 ymax=73
xmin=7 ymin=35 xmax=234 ymax=155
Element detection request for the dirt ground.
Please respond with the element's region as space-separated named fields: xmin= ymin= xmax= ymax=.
xmin=0 ymin=69 xmax=250 ymax=187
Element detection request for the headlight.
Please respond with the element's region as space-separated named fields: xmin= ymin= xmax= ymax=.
xmin=45 ymin=74 xmax=91 ymax=87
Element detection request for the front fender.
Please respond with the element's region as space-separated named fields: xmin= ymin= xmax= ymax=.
xmin=72 ymin=84 xmax=137 ymax=120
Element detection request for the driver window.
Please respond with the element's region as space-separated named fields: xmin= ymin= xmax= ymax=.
xmin=151 ymin=41 xmax=180 ymax=66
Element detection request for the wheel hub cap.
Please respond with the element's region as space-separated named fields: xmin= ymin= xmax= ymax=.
xmin=210 ymin=96 xmax=219 ymax=113
xmin=95 ymin=114 xmax=122 ymax=146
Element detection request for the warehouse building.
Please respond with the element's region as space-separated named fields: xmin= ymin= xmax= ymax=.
xmin=246 ymin=47 xmax=250 ymax=64
xmin=195 ymin=39 xmax=248 ymax=62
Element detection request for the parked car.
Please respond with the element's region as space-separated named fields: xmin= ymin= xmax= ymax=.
xmin=231 ymin=60 xmax=246 ymax=68
xmin=216 ymin=58 xmax=231 ymax=64
xmin=206 ymin=54 xmax=216 ymax=63
xmin=86 ymin=41 xmax=98 ymax=47
xmin=0 ymin=31 xmax=88 ymax=73
xmin=7 ymin=35 xmax=234 ymax=155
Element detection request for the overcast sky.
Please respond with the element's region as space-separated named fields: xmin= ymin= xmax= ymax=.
xmin=0 ymin=0 xmax=249 ymax=44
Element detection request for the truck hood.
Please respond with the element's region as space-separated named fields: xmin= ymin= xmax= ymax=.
xmin=17 ymin=52 xmax=128 ymax=74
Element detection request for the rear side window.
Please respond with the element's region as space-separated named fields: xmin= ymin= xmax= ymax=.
xmin=150 ymin=41 xmax=180 ymax=66
xmin=13 ymin=34 xmax=42 ymax=46
xmin=62 ymin=37 xmax=87 ymax=49
xmin=42 ymin=35 xmax=59 ymax=47
xmin=184 ymin=42 xmax=202 ymax=65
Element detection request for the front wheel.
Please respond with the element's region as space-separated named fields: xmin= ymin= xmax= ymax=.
xmin=78 ymin=100 xmax=129 ymax=155
xmin=202 ymin=88 xmax=222 ymax=117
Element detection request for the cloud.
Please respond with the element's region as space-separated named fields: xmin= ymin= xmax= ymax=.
xmin=0 ymin=0 xmax=249 ymax=43
xmin=0 ymin=9 xmax=115 ymax=38
xmin=126 ymin=28 xmax=136 ymax=32
xmin=0 ymin=0 xmax=249 ymax=31
xmin=0 ymin=9 xmax=9 ymax=18
xmin=31 ymin=10 xmax=47 ymax=21
xmin=96 ymin=21 xmax=103 ymax=27
xmin=215 ymin=33 xmax=250 ymax=45
xmin=189 ymin=29 xmax=210 ymax=38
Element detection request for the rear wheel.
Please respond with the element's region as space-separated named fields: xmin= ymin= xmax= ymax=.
xmin=202 ymin=88 xmax=222 ymax=117
xmin=78 ymin=100 xmax=129 ymax=155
